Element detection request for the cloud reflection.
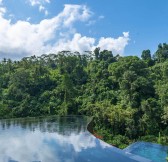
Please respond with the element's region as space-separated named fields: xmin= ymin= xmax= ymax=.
xmin=0 ymin=117 xmax=99 ymax=162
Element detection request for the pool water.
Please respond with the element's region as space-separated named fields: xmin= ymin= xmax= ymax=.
xmin=0 ymin=116 xmax=148 ymax=162
xmin=124 ymin=142 xmax=168 ymax=162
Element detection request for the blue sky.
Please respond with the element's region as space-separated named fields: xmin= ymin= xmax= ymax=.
xmin=0 ymin=0 xmax=168 ymax=59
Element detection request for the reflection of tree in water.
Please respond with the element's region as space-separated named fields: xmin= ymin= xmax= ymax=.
xmin=0 ymin=116 xmax=90 ymax=135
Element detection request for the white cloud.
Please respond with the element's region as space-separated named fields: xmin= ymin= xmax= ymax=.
xmin=50 ymin=32 xmax=129 ymax=55
xmin=97 ymin=32 xmax=130 ymax=54
xmin=28 ymin=0 xmax=50 ymax=16
xmin=0 ymin=4 xmax=92 ymax=59
xmin=45 ymin=10 xmax=48 ymax=16
xmin=0 ymin=4 xmax=130 ymax=59
xmin=60 ymin=4 xmax=92 ymax=27
xmin=0 ymin=0 xmax=3 ymax=5
xmin=52 ymin=33 xmax=95 ymax=53
xmin=0 ymin=7 xmax=6 ymax=15
xmin=39 ymin=5 xmax=45 ymax=12
xmin=28 ymin=0 xmax=50 ymax=6
xmin=0 ymin=130 xmax=97 ymax=162
xmin=38 ymin=5 xmax=49 ymax=16
xmin=45 ymin=0 xmax=50 ymax=3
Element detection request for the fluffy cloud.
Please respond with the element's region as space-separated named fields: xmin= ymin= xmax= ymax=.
xmin=0 ymin=130 xmax=97 ymax=161
xmin=28 ymin=0 xmax=50 ymax=6
xmin=0 ymin=4 xmax=129 ymax=59
xmin=52 ymin=33 xmax=95 ymax=53
xmin=0 ymin=4 xmax=91 ymax=59
xmin=39 ymin=5 xmax=48 ymax=15
xmin=0 ymin=7 xmax=6 ymax=15
xmin=97 ymin=32 xmax=129 ymax=54
xmin=28 ymin=0 xmax=50 ymax=15
xmin=39 ymin=5 xmax=45 ymax=11
xmin=51 ymin=32 xmax=129 ymax=55
xmin=59 ymin=4 xmax=92 ymax=27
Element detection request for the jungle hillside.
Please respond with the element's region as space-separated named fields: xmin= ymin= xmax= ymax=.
xmin=0 ymin=43 xmax=168 ymax=148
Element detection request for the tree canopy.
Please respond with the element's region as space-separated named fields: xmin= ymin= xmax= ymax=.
xmin=0 ymin=44 xmax=168 ymax=148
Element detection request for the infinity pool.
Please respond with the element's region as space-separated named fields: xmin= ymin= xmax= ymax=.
xmin=124 ymin=142 xmax=168 ymax=162
xmin=0 ymin=116 xmax=150 ymax=162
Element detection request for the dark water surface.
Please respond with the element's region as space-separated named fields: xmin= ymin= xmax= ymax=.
xmin=0 ymin=116 xmax=149 ymax=162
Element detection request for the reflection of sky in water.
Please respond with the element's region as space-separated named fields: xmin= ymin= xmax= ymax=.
xmin=0 ymin=116 xmax=142 ymax=162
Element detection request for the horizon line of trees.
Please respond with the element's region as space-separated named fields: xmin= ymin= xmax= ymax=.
xmin=0 ymin=43 xmax=168 ymax=148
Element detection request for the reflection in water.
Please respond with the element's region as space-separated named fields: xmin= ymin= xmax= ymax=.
xmin=0 ymin=116 xmax=140 ymax=162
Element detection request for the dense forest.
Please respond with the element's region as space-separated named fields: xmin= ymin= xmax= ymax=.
xmin=0 ymin=43 xmax=168 ymax=148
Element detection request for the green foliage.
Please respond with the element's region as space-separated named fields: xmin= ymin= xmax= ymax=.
xmin=154 ymin=43 xmax=168 ymax=62
xmin=158 ymin=132 xmax=161 ymax=144
xmin=109 ymin=135 xmax=130 ymax=149
xmin=0 ymin=45 xmax=168 ymax=147
xmin=141 ymin=50 xmax=151 ymax=60
xmin=139 ymin=135 xmax=157 ymax=143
